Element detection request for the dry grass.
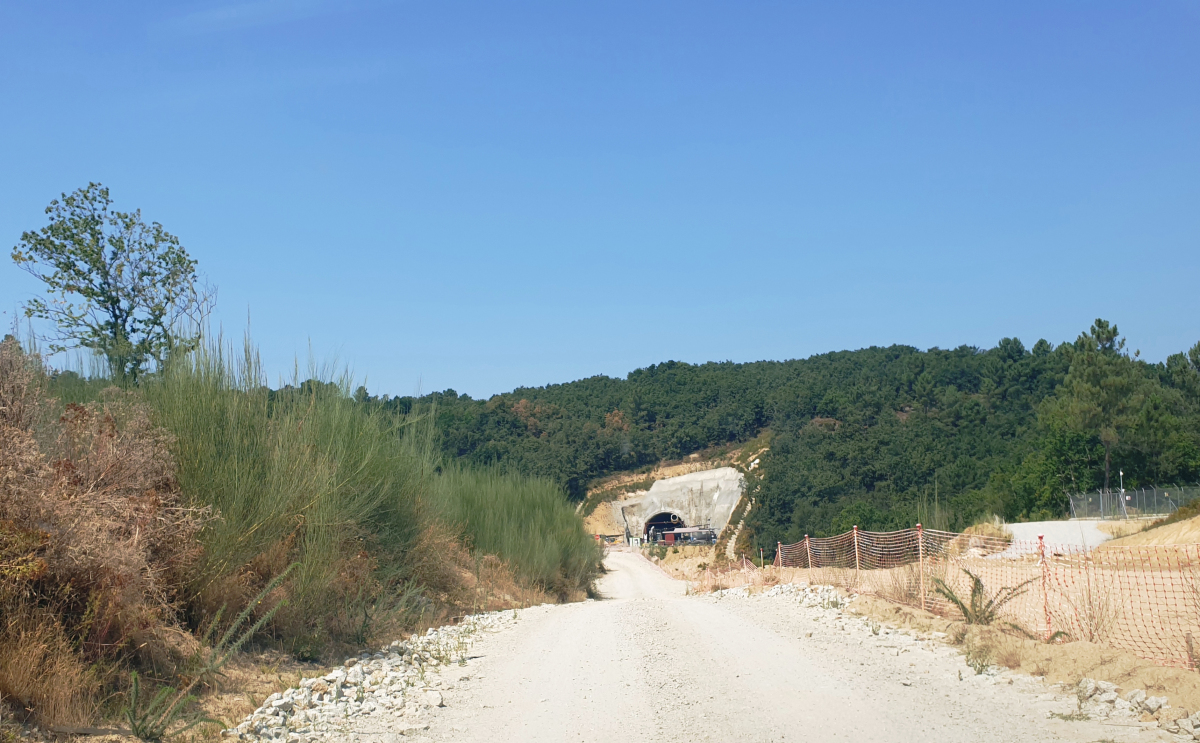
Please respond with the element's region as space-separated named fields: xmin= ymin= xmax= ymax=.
xmin=1105 ymin=515 xmax=1200 ymax=546
xmin=0 ymin=604 xmax=98 ymax=727
xmin=193 ymin=649 xmax=321 ymax=730
xmin=879 ymin=562 xmax=920 ymax=605
xmin=1096 ymin=520 xmax=1155 ymax=540
xmin=962 ymin=519 xmax=1013 ymax=542
xmin=0 ymin=338 xmax=203 ymax=725
xmin=1062 ymin=564 xmax=1122 ymax=643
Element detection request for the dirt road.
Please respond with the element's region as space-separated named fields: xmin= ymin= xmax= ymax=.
xmin=407 ymin=551 xmax=1164 ymax=743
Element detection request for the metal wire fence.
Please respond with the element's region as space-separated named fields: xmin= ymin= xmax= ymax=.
xmin=1068 ymin=485 xmax=1200 ymax=520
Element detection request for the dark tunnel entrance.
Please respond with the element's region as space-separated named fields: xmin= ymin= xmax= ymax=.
xmin=644 ymin=511 xmax=686 ymax=541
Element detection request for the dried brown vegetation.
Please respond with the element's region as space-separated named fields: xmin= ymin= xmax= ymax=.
xmin=0 ymin=338 xmax=203 ymax=725
xmin=0 ymin=337 xmax=599 ymax=731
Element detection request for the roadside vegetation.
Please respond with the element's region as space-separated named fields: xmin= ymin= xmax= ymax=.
xmin=0 ymin=336 xmax=600 ymax=732
xmin=2 ymin=184 xmax=601 ymax=734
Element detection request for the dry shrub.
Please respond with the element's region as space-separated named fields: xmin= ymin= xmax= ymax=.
xmin=0 ymin=339 xmax=202 ymax=724
xmin=963 ymin=520 xmax=1013 ymax=542
xmin=405 ymin=521 xmax=473 ymax=603
xmin=879 ymin=562 xmax=923 ymax=605
xmin=1064 ymin=565 xmax=1121 ymax=643
xmin=403 ymin=524 xmax=552 ymax=621
xmin=0 ymin=601 xmax=98 ymax=727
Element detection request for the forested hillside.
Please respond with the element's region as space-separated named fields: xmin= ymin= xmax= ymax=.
xmin=362 ymin=321 xmax=1200 ymax=549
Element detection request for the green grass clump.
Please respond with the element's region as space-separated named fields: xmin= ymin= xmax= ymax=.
xmin=40 ymin=336 xmax=601 ymax=653
xmin=933 ymin=568 xmax=1035 ymax=625
xmin=432 ymin=464 xmax=602 ymax=598
xmin=137 ymin=339 xmax=435 ymax=650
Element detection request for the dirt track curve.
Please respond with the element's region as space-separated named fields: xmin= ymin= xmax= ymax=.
xmin=397 ymin=550 xmax=1167 ymax=743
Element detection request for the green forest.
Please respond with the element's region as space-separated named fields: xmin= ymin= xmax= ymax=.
xmin=361 ymin=320 xmax=1200 ymax=549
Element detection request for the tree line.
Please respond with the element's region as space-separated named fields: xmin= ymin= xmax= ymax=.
xmin=362 ymin=322 xmax=1200 ymax=548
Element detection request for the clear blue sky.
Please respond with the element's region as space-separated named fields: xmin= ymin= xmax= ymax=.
xmin=2 ymin=1 xmax=1198 ymax=398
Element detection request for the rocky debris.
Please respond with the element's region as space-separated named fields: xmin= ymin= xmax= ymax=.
xmin=708 ymin=583 xmax=970 ymax=671
xmin=221 ymin=609 xmax=520 ymax=742
xmin=716 ymin=581 xmax=1200 ymax=737
xmin=712 ymin=582 xmax=852 ymax=609
xmin=1077 ymin=677 xmax=1197 ymax=736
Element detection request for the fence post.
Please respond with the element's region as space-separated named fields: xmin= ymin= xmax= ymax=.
xmin=917 ymin=523 xmax=925 ymax=612
xmin=1038 ymin=534 xmax=1052 ymax=642
xmin=805 ymin=534 xmax=813 ymax=571
xmin=774 ymin=542 xmax=780 ymax=569
xmin=853 ymin=525 xmax=861 ymax=576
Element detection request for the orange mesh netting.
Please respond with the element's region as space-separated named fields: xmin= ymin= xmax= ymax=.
xmin=748 ymin=525 xmax=1200 ymax=669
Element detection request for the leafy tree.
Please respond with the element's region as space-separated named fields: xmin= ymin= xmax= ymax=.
xmin=12 ymin=183 xmax=212 ymax=382
xmin=1043 ymin=319 xmax=1145 ymax=491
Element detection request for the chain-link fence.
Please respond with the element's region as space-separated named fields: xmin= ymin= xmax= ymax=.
xmin=1068 ymin=485 xmax=1200 ymax=520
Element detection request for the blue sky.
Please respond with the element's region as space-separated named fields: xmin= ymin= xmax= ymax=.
xmin=2 ymin=1 xmax=1198 ymax=398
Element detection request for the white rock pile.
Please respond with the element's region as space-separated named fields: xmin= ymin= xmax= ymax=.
xmin=1077 ymin=677 xmax=1197 ymax=736
xmin=222 ymin=609 xmax=520 ymax=742
xmin=712 ymin=581 xmax=852 ymax=608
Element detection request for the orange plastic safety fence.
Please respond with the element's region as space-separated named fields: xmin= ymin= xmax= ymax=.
xmin=765 ymin=526 xmax=1200 ymax=670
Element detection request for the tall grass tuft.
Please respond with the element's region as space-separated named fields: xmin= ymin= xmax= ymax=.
xmin=138 ymin=336 xmax=436 ymax=653
xmin=31 ymin=334 xmax=601 ymax=644
xmin=431 ymin=465 xmax=603 ymax=599
xmin=137 ymin=334 xmax=600 ymax=649
xmin=5 ymin=333 xmax=600 ymax=728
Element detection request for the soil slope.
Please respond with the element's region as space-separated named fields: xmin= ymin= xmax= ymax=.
xmin=1105 ymin=515 xmax=1200 ymax=547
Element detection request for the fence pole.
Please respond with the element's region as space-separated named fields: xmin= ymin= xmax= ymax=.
xmin=853 ymin=525 xmax=861 ymax=578
xmin=1038 ymin=534 xmax=1052 ymax=642
xmin=805 ymin=534 xmax=813 ymax=572
xmin=917 ymin=523 xmax=926 ymax=612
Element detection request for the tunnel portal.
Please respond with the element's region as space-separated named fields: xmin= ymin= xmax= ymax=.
xmin=616 ymin=467 xmax=745 ymax=545
xmin=643 ymin=511 xmax=686 ymax=538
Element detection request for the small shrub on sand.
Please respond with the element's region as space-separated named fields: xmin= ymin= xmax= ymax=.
xmin=933 ymin=568 xmax=1035 ymax=625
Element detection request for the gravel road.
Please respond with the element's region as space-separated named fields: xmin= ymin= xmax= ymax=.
xmin=395 ymin=551 xmax=1167 ymax=743
xmin=1006 ymin=520 xmax=1113 ymax=549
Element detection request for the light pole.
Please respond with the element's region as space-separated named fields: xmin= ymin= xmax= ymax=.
xmin=1119 ymin=469 xmax=1126 ymax=518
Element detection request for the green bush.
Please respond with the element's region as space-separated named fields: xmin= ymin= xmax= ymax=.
xmin=39 ymin=336 xmax=600 ymax=652
xmin=431 ymin=464 xmax=602 ymax=599
xmin=137 ymin=339 xmax=435 ymax=648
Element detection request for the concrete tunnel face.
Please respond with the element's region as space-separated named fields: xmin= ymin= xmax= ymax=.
xmin=643 ymin=511 xmax=686 ymax=537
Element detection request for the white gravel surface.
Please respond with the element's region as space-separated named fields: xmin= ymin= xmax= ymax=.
xmin=408 ymin=552 xmax=1170 ymax=743
xmin=231 ymin=550 xmax=1179 ymax=743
